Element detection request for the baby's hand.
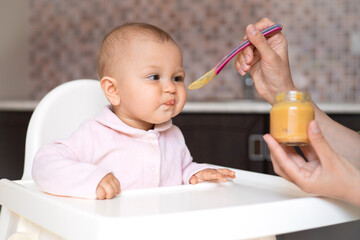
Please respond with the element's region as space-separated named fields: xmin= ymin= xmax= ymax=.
xmin=96 ymin=173 xmax=121 ymax=199
xmin=189 ymin=168 xmax=236 ymax=184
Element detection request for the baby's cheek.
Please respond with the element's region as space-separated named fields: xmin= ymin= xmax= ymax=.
xmin=178 ymin=91 xmax=187 ymax=108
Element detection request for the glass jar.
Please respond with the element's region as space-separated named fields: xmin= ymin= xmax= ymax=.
xmin=270 ymin=91 xmax=314 ymax=146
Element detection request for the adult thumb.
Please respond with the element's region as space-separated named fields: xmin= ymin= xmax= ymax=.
xmin=308 ymin=120 xmax=335 ymax=163
xmin=246 ymin=24 xmax=276 ymax=60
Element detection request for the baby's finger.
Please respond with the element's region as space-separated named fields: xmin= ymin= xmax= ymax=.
xmin=189 ymin=175 xmax=198 ymax=184
xmin=197 ymin=178 xmax=205 ymax=183
xmin=111 ymin=176 xmax=121 ymax=193
xmin=190 ymin=175 xmax=205 ymax=184
xmin=201 ymin=170 xmax=228 ymax=182
xmin=103 ymin=182 xmax=116 ymax=199
xmin=109 ymin=178 xmax=121 ymax=194
xmin=96 ymin=185 xmax=106 ymax=200
xmin=216 ymin=169 xmax=236 ymax=178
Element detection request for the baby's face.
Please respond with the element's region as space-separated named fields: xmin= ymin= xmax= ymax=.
xmin=113 ymin=37 xmax=186 ymax=130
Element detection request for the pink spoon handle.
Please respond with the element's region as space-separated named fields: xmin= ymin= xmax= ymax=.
xmin=215 ymin=24 xmax=283 ymax=75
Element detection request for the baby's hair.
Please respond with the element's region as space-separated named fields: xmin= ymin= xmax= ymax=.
xmin=97 ymin=23 xmax=177 ymax=79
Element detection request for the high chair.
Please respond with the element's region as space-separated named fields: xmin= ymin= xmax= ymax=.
xmin=21 ymin=79 xmax=109 ymax=181
xmin=0 ymin=80 xmax=359 ymax=240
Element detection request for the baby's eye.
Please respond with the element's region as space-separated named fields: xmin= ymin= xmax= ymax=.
xmin=173 ymin=76 xmax=184 ymax=82
xmin=148 ymin=74 xmax=160 ymax=80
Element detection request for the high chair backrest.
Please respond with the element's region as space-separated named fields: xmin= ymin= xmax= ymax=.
xmin=22 ymin=79 xmax=109 ymax=180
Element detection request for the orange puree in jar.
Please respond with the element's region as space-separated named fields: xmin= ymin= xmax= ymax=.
xmin=270 ymin=91 xmax=314 ymax=146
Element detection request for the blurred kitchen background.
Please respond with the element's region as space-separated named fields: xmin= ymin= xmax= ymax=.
xmin=1 ymin=0 xmax=360 ymax=102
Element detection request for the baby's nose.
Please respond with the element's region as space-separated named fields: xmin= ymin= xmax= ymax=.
xmin=162 ymin=79 xmax=176 ymax=93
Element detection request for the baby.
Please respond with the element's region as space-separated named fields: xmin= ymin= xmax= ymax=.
xmin=32 ymin=23 xmax=235 ymax=200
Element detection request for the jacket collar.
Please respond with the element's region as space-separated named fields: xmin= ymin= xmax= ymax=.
xmin=94 ymin=105 xmax=172 ymax=136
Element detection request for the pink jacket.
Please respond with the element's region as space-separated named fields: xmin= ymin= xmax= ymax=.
xmin=32 ymin=106 xmax=211 ymax=199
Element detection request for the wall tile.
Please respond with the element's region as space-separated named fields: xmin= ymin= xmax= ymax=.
xmin=29 ymin=0 xmax=360 ymax=102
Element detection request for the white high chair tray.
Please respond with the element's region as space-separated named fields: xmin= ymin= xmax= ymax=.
xmin=1 ymin=169 xmax=359 ymax=240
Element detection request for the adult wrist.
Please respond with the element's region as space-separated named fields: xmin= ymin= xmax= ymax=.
xmin=341 ymin=169 xmax=360 ymax=207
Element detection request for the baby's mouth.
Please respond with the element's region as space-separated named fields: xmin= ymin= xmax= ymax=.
xmin=165 ymin=99 xmax=175 ymax=106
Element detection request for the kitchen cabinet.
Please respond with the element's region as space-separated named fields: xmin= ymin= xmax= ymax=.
xmin=0 ymin=111 xmax=32 ymax=180
xmin=172 ymin=113 xmax=270 ymax=173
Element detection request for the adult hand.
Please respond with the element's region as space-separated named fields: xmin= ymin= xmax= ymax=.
xmin=189 ymin=168 xmax=236 ymax=184
xmin=96 ymin=173 xmax=121 ymax=199
xmin=264 ymin=120 xmax=360 ymax=206
xmin=235 ymin=18 xmax=296 ymax=104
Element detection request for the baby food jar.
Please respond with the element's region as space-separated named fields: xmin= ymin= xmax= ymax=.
xmin=270 ymin=91 xmax=314 ymax=146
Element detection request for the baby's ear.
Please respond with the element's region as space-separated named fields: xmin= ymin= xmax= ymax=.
xmin=100 ymin=76 xmax=121 ymax=106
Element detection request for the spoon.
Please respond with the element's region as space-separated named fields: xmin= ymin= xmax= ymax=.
xmin=188 ymin=24 xmax=283 ymax=90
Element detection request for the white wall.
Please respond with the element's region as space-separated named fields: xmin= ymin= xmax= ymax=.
xmin=0 ymin=0 xmax=32 ymax=100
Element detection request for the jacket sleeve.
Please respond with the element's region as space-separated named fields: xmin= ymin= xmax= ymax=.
xmin=32 ymin=121 xmax=112 ymax=199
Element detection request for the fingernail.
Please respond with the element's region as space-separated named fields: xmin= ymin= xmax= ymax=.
xmin=263 ymin=134 xmax=269 ymax=142
xmin=248 ymin=24 xmax=258 ymax=36
xmin=310 ymin=121 xmax=319 ymax=134
xmin=245 ymin=54 xmax=250 ymax=63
